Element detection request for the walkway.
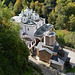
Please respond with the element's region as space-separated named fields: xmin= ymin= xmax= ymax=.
xmin=29 ymin=56 xmax=65 ymax=75
xmin=64 ymin=48 xmax=75 ymax=67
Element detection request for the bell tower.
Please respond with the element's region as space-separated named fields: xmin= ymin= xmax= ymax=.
xmin=44 ymin=31 xmax=56 ymax=46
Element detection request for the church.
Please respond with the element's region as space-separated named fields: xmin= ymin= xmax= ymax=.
xmin=12 ymin=7 xmax=70 ymax=71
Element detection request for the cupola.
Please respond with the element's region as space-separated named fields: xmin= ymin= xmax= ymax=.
xmin=44 ymin=31 xmax=56 ymax=46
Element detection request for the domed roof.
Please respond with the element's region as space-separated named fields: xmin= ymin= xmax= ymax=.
xmin=24 ymin=19 xmax=36 ymax=25
xmin=24 ymin=6 xmax=31 ymax=12
xmin=34 ymin=24 xmax=51 ymax=37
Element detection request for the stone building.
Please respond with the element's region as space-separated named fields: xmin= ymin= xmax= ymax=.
xmin=11 ymin=6 xmax=70 ymax=71
xmin=35 ymin=31 xmax=69 ymax=71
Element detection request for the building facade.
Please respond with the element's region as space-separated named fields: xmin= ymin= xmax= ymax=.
xmin=11 ymin=6 xmax=70 ymax=71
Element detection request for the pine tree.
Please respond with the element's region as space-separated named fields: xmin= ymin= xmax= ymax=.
xmin=30 ymin=0 xmax=35 ymax=10
xmin=14 ymin=0 xmax=22 ymax=15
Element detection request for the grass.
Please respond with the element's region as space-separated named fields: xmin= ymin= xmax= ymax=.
xmin=25 ymin=67 xmax=34 ymax=75
xmin=65 ymin=66 xmax=75 ymax=73
xmin=28 ymin=62 xmax=43 ymax=75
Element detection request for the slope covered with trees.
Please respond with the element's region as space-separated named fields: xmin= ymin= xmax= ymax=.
xmin=0 ymin=0 xmax=30 ymax=74
xmin=48 ymin=0 xmax=75 ymax=31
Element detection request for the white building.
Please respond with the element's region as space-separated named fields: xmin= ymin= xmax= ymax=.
xmin=12 ymin=6 xmax=46 ymax=38
xmin=11 ymin=6 xmax=70 ymax=71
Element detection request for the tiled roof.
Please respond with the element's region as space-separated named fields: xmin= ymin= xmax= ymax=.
xmin=34 ymin=24 xmax=53 ymax=37
xmin=39 ymin=48 xmax=57 ymax=55
xmin=24 ymin=19 xmax=36 ymax=25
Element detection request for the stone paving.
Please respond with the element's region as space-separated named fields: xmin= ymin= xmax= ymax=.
xmin=28 ymin=48 xmax=75 ymax=75
xmin=29 ymin=56 xmax=66 ymax=75
xmin=66 ymin=73 xmax=75 ymax=75
xmin=64 ymin=48 xmax=75 ymax=67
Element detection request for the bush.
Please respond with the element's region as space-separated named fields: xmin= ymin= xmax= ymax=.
xmin=29 ymin=62 xmax=43 ymax=75
xmin=65 ymin=66 xmax=75 ymax=73
xmin=55 ymin=30 xmax=75 ymax=49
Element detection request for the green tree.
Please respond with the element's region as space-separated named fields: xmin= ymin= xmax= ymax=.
xmin=69 ymin=14 xmax=75 ymax=31
xmin=8 ymin=2 xmax=13 ymax=10
xmin=51 ymin=0 xmax=75 ymax=31
xmin=42 ymin=5 xmax=48 ymax=17
xmin=30 ymin=0 xmax=35 ymax=10
xmin=22 ymin=0 xmax=27 ymax=8
xmin=45 ymin=0 xmax=56 ymax=7
xmin=48 ymin=10 xmax=56 ymax=25
xmin=55 ymin=15 xmax=67 ymax=29
xmin=14 ymin=0 xmax=22 ymax=15
xmin=0 ymin=1 xmax=29 ymax=74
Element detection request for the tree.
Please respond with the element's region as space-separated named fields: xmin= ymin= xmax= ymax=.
xmin=8 ymin=2 xmax=13 ymax=10
xmin=42 ymin=5 xmax=48 ymax=17
xmin=69 ymin=14 xmax=75 ymax=31
xmin=22 ymin=0 xmax=27 ymax=8
xmin=45 ymin=0 xmax=56 ymax=7
xmin=14 ymin=0 xmax=22 ymax=15
xmin=55 ymin=15 xmax=67 ymax=29
xmin=0 ymin=1 xmax=29 ymax=74
xmin=48 ymin=10 xmax=56 ymax=25
xmin=49 ymin=0 xmax=75 ymax=30
xmin=30 ymin=0 xmax=35 ymax=10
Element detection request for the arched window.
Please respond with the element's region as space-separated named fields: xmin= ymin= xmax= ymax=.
xmin=29 ymin=44 xmax=31 ymax=47
xmin=35 ymin=17 xmax=36 ymax=19
xmin=24 ymin=18 xmax=25 ymax=21
xmin=28 ymin=28 xmax=29 ymax=31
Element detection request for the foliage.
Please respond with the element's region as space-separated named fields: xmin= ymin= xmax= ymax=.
xmin=45 ymin=0 xmax=56 ymax=7
xmin=65 ymin=66 xmax=75 ymax=73
xmin=30 ymin=0 xmax=35 ymax=10
xmin=48 ymin=0 xmax=75 ymax=31
xmin=48 ymin=10 xmax=56 ymax=25
xmin=42 ymin=5 xmax=48 ymax=17
xmin=29 ymin=62 xmax=43 ymax=75
xmin=55 ymin=30 xmax=75 ymax=49
xmin=14 ymin=0 xmax=22 ymax=15
xmin=0 ymin=1 xmax=30 ymax=75
xmin=69 ymin=14 xmax=75 ymax=31
xmin=34 ymin=1 xmax=43 ymax=15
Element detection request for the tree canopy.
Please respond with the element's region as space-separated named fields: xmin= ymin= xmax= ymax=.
xmin=0 ymin=0 xmax=29 ymax=74
xmin=48 ymin=0 xmax=75 ymax=31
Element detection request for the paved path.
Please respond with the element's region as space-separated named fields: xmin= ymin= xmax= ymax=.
xmin=29 ymin=56 xmax=65 ymax=75
xmin=64 ymin=48 xmax=75 ymax=67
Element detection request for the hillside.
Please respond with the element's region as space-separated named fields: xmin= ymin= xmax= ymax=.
xmin=0 ymin=0 xmax=75 ymax=74
xmin=0 ymin=0 xmax=30 ymax=75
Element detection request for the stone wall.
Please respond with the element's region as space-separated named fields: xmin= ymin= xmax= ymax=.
xmin=39 ymin=50 xmax=52 ymax=63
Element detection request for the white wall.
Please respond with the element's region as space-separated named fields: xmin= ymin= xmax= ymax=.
xmin=24 ymin=10 xmax=32 ymax=18
xmin=24 ymin=25 xmax=37 ymax=37
xmin=21 ymin=17 xmax=28 ymax=23
xmin=31 ymin=14 xmax=39 ymax=20
xmin=28 ymin=39 xmax=36 ymax=50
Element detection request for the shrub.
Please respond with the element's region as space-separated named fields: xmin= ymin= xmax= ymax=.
xmin=55 ymin=30 xmax=75 ymax=49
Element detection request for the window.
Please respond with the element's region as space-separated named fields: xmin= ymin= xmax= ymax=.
xmin=28 ymin=28 xmax=29 ymax=31
xmin=32 ymin=42 xmax=33 ymax=45
xmin=24 ymin=18 xmax=25 ymax=21
xmin=35 ymin=17 xmax=36 ymax=19
xmin=29 ymin=44 xmax=31 ymax=47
